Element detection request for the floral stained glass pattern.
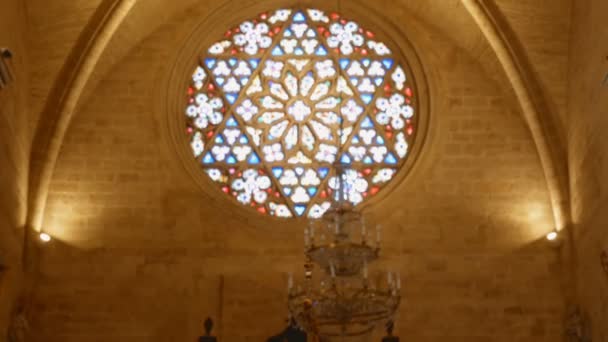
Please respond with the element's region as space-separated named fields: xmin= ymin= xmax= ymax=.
xmin=184 ymin=8 xmax=419 ymax=218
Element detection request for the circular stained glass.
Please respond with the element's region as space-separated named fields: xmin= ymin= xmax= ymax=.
xmin=184 ymin=8 xmax=419 ymax=218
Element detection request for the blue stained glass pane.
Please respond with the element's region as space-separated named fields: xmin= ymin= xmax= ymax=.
xmin=362 ymin=117 xmax=374 ymax=128
xmin=294 ymin=205 xmax=306 ymax=216
xmin=228 ymin=58 xmax=237 ymax=66
xmin=318 ymin=167 xmax=329 ymax=179
xmin=227 ymin=154 xmax=237 ymax=164
xmin=272 ymin=46 xmax=284 ymax=56
xmin=352 ymin=136 xmax=360 ymax=144
xmin=295 ymin=48 xmax=304 ymax=56
xmin=362 ymin=58 xmax=371 ymax=67
xmin=295 ymin=167 xmax=305 ymax=176
xmin=249 ymin=59 xmax=260 ymax=69
xmin=272 ymin=167 xmax=284 ymax=178
xmin=363 ymin=156 xmax=373 ymax=164
xmin=350 ymin=77 xmax=359 ymax=86
xmin=216 ymin=77 xmax=226 ymax=86
xmin=376 ymin=136 xmax=385 ymax=144
xmin=374 ymin=78 xmax=383 ymax=86
xmin=283 ymin=187 xmax=293 ymax=196
xmin=361 ymin=94 xmax=373 ymax=104
xmin=226 ymin=94 xmax=238 ymax=104
xmin=203 ymin=152 xmax=215 ymax=164
xmin=293 ymin=11 xmax=306 ymax=22
xmin=340 ymin=154 xmax=352 ymax=164
xmin=239 ymin=135 xmax=249 ymax=144
xmin=339 ymin=59 xmax=350 ymax=69
xmin=226 ymin=116 xmax=238 ymax=127
xmin=215 ymin=135 xmax=225 ymax=144
xmin=307 ymin=187 xmax=317 ymax=196
xmin=240 ymin=77 xmax=249 ymax=86
xmin=382 ymin=59 xmax=394 ymax=69
xmin=315 ymin=45 xmax=328 ymax=56
xmin=284 ymin=29 xmax=293 ymax=37
xmin=248 ymin=152 xmax=260 ymax=164
xmin=205 ymin=58 xmax=216 ymax=69
xmin=385 ymin=153 xmax=398 ymax=164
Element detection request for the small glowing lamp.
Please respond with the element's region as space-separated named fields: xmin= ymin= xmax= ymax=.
xmin=39 ymin=232 xmax=52 ymax=243
xmin=546 ymin=231 xmax=558 ymax=241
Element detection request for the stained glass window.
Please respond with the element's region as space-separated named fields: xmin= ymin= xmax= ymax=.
xmin=184 ymin=8 xmax=419 ymax=218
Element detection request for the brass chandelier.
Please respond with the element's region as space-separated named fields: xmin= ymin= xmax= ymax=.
xmin=287 ymin=163 xmax=401 ymax=339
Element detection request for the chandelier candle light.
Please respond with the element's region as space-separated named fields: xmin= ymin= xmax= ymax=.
xmin=287 ymin=163 xmax=401 ymax=339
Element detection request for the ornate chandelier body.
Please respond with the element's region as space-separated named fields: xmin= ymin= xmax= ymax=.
xmin=287 ymin=164 xmax=401 ymax=339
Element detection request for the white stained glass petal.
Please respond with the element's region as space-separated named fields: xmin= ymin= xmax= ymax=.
xmin=307 ymin=9 xmax=329 ymax=23
xmin=310 ymin=82 xmax=330 ymax=101
xmin=269 ymin=9 xmax=292 ymax=24
xmin=337 ymin=77 xmax=354 ymax=95
xmin=349 ymin=146 xmax=366 ymax=161
xmin=315 ymin=144 xmax=337 ymax=163
xmin=368 ymin=61 xmax=385 ymax=77
xmin=263 ymin=143 xmax=284 ymax=162
xmin=246 ymin=127 xmax=262 ymax=146
xmin=263 ymin=60 xmax=284 ymax=78
xmin=292 ymin=187 xmax=310 ymax=203
xmin=301 ymin=169 xmax=321 ymax=186
xmin=370 ymin=146 xmax=387 ymax=162
xmin=340 ymin=127 xmax=353 ymax=145
xmin=206 ymin=169 xmax=224 ymax=182
xmin=359 ymin=129 xmax=376 ymax=145
xmin=269 ymin=82 xmax=289 ymax=101
xmin=280 ymin=169 xmax=298 ymax=186
xmin=259 ymin=112 xmax=285 ymax=124
xmin=261 ymin=96 xmax=284 ymax=109
xmin=254 ymin=190 xmax=268 ymax=204
xmin=341 ymin=99 xmax=363 ymax=123
xmin=269 ymin=120 xmax=289 ymax=139
xmin=285 ymin=73 xmax=299 ymax=96
xmin=234 ymin=61 xmax=252 ymax=76
xmin=209 ymin=40 xmax=231 ymax=54
xmin=224 ymin=77 xmax=241 ymax=93
xmin=302 ymin=126 xmax=315 ymax=151
xmin=302 ymin=39 xmax=318 ymax=55
xmin=256 ymin=175 xmax=272 ymax=190
xmin=316 ymin=111 xmax=339 ymax=125
xmin=367 ymin=41 xmax=391 ymax=55
xmin=233 ymin=145 xmax=252 ymax=161
xmin=285 ymin=125 xmax=298 ymax=150
xmin=357 ymin=78 xmax=375 ymax=93
xmin=291 ymin=23 xmax=308 ymax=38
xmin=288 ymin=59 xmax=310 ymax=71
xmin=281 ymin=39 xmax=298 ymax=54
xmin=211 ymin=145 xmax=230 ymax=161
xmin=308 ymin=202 xmax=331 ymax=218
xmin=392 ymin=66 xmax=406 ymax=90
xmin=236 ymin=99 xmax=258 ymax=122
xmin=192 ymin=66 xmax=206 ymax=83
xmin=373 ymin=169 xmax=395 ymax=184
xmin=223 ymin=129 xmax=241 ymax=145
xmin=310 ymin=120 xmax=332 ymax=141
xmin=191 ymin=132 xmax=204 ymax=157
xmin=270 ymin=202 xmax=293 ymax=217
xmin=316 ymin=97 xmax=340 ymax=110
xmin=246 ymin=76 xmax=263 ymax=95
xmin=395 ymin=132 xmax=409 ymax=158
xmin=288 ymin=101 xmax=312 ymax=122
xmin=315 ymin=60 xmax=335 ymax=78
xmin=288 ymin=151 xmax=312 ymax=164
xmin=300 ymin=74 xmax=315 ymax=96
xmin=213 ymin=61 xmax=231 ymax=76
xmin=347 ymin=61 xmax=365 ymax=77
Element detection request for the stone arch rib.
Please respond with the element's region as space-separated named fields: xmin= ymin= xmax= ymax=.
xmin=462 ymin=0 xmax=571 ymax=230
xmin=26 ymin=0 xmax=136 ymax=234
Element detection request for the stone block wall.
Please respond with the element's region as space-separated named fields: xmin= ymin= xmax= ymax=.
xmin=568 ymin=0 xmax=608 ymax=340
xmin=0 ymin=0 xmax=30 ymax=337
xmin=25 ymin=6 xmax=566 ymax=342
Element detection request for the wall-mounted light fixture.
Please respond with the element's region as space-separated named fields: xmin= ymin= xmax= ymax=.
xmin=0 ymin=48 xmax=13 ymax=89
xmin=601 ymin=250 xmax=608 ymax=276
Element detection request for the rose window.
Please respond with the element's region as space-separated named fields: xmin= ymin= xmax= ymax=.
xmin=184 ymin=8 xmax=420 ymax=218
